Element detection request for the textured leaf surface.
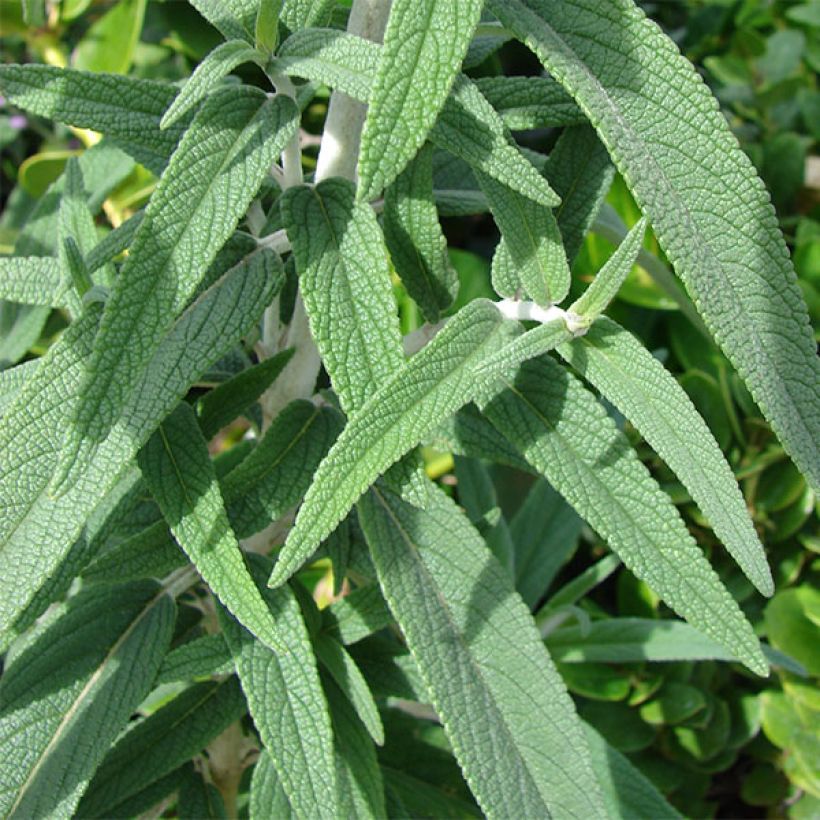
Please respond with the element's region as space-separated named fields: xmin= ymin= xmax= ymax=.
xmin=489 ymin=0 xmax=820 ymax=492
xmin=178 ymin=768 xmax=227 ymax=820
xmin=188 ymin=0 xmax=257 ymax=42
xmin=221 ymin=557 xmax=337 ymax=820
xmin=77 ymin=678 xmax=246 ymax=818
xmin=559 ymin=318 xmax=773 ymax=595
xmin=249 ymin=752 xmax=294 ymax=820
xmin=357 ymin=0 xmax=484 ymax=199
xmin=139 ymin=403 xmax=287 ymax=653
xmin=0 ymin=581 xmax=174 ymax=819
xmin=358 ymin=483 xmax=605 ymax=818
xmin=0 ymin=257 xmax=62 ymax=307
xmin=481 ymin=355 xmax=767 ymax=675
xmin=383 ymin=143 xmax=457 ymax=322
xmin=322 ymin=583 xmax=394 ymax=646
xmin=0 ymin=246 xmax=279 ymax=637
xmin=160 ymin=40 xmax=265 ymax=128
xmin=55 ymin=90 xmax=298 ymax=493
xmin=85 ymin=210 xmax=144 ymax=273
xmin=281 ymin=0 xmax=335 ymax=30
xmin=155 ymin=634 xmax=233 ymax=685
xmin=474 ymin=75 xmax=584 ymax=130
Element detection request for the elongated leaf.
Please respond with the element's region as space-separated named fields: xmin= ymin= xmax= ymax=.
xmin=269 ymin=300 xmax=514 ymax=587
xmin=481 ymin=355 xmax=767 ymax=675
xmin=156 ymin=634 xmax=233 ymax=685
xmin=178 ymin=768 xmax=227 ymax=820
xmin=358 ymin=483 xmax=605 ymax=818
xmin=161 ymin=40 xmax=266 ymax=128
xmin=281 ymin=0 xmax=335 ymax=30
xmin=0 ymin=66 xmax=183 ymax=174
xmin=85 ymin=211 xmax=144 ymax=273
xmin=315 ymin=633 xmax=384 ymax=745
xmin=139 ymin=403 xmax=287 ymax=653
xmin=0 ymin=360 xmax=38 ymax=417
xmin=0 ymin=581 xmax=174 ymax=819
xmin=54 ymin=90 xmax=299 ymax=495
xmin=221 ymin=556 xmax=337 ymax=820
xmin=189 ymin=0 xmax=257 ymax=42
xmin=357 ymin=0 xmax=484 ymax=199
xmin=322 ymin=583 xmax=394 ymax=646
xmin=560 ymin=317 xmax=773 ymax=594
xmin=489 ymin=0 xmax=820 ymax=492
xmin=0 ymin=246 xmax=280 ymax=638
xmin=474 ymin=75 xmax=584 ymax=130
xmin=478 ymin=170 xmax=570 ymax=306
xmin=250 ymin=752 xmax=294 ymax=820
xmin=281 ymin=178 xmax=404 ymax=414
xmin=383 ymin=142 xmax=457 ymax=322
xmin=0 ymin=256 xmax=61 ymax=306
xmin=77 ymin=678 xmax=246 ymax=818
xmin=255 ymin=0 xmax=283 ymax=53
xmin=273 ymin=30 xmax=559 ymax=207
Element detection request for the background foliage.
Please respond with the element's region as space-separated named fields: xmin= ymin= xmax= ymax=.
xmin=0 ymin=1 xmax=818 ymax=818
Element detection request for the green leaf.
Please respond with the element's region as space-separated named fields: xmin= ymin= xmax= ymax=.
xmin=570 ymin=218 xmax=646 ymax=322
xmin=0 ymin=65 xmax=181 ymax=175
xmin=85 ymin=211 xmax=144 ymax=274
xmin=188 ymin=0 xmax=258 ymax=42
xmin=0 ymin=256 xmax=61 ymax=306
xmin=249 ymin=752 xmax=294 ymax=820
xmin=160 ymin=40 xmax=266 ymax=129
xmin=478 ymin=170 xmax=570 ymax=306
xmin=488 ymin=0 xmax=820 ymax=492
xmin=383 ymin=142 xmax=457 ymax=322
xmin=272 ymin=31 xmax=560 ymax=207
xmin=155 ymin=634 xmax=233 ymax=685
xmin=178 ymin=768 xmax=227 ymax=820
xmin=0 ymin=360 xmax=38 ymax=417
xmin=73 ymin=0 xmax=147 ymax=75
xmin=139 ymin=403 xmax=287 ymax=653
xmin=281 ymin=0 xmax=336 ymax=30
xmin=77 ymin=678 xmax=247 ymax=818
xmin=315 ymin=633 xmax=384 ymax=746
xmin=255 ymin=0 xmax=283 ymax=54
xmin=764 ymin=586 xmax=820 ymax=675
xmin=474 ymin=75 xmax=585 ymax=130
xmin=559 ymin=318 xmax=773 ymax=595
xmin=281 ymin=178 xmax=404 ymax=415
xmin=53 ymin=89 xmax=298 ymax=495
xmin=357 ymin=0 xmax=484 ymax=200
xmin=21 ymin=0 xmax=45 ymax=27
xmin=358 ymin=483 xmax=605 ymax=818
xmin=220 ymin=556 xmax=337 ymax=820
xmin=0 ymin=581 xmax=174 ymax=819
xmin=0 ymin=245 xmax=280 ymax=639
xmin=322 ymin=583 xmax=394 ymax=646
xmin=481 ymin=355 xmax=768 ymax=675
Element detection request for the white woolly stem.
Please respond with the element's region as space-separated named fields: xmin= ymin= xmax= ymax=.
xmin=495 ymin=298 xmax=590 ymax=336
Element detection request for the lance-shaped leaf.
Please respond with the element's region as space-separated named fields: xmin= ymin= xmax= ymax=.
xmin=250 ymin=752 xmax=294 ymax=820
xmin=474 ymin=75 xmax=584 ymax=130
xmin=559 ymin=317 xmax=773 ymax=595
xmin=255 ymin=0 xmax=284 ymax=54
xmin=478 ymin=170 xmax=570 ymax=306
xmin=156 ymin=634 xmax=234 ymax=685
xmin=383 ymin=143 xmax=457 ymax=322
xmin=160 ymin=40 xmax=266 ymax=129
xmin=281 ymin=178 xmax=404 ymax=415
xmin=357 ymin=0 xmax=484 ymax=200
xmin=0 ymin=257 xmax=62 ymax=307
xmin=268 ymin=300 xmax=512 ymax=587
xmin=273 ymin=30 xmax=560 ymax=207
xmin=76 ymin=678 xmax=247 ymax=818
xmin=0 ymin=66 xmax=183 ymax=174
xmin=53 ymin=89 xmax=299 ymax=495
xmin=139 ymin=403 xmax=287 ymax=653
xmin=85 ymin=211 xmax=144 ymax=273
xmin=0 ymin=360 xmax=38 ymax=417
xmin=0 ymin=581 xmax=174 ymax=819
xmin=488 ymin=0 xmax=820 ymax=492
xmin=188 ymin=0 xmax=258 ymax=42
xmin=281 ymin=0 xmax=335 ymax=30
xmin=357 ymin=483 xmax=605 ymax=818
xmin=0 ymin=247 xmax=280 ymax=638
xmin=315 ymin=633 xmax=384 ymax=746
xmin=220 ymin=556 xmax=337 ymax=820
xmin=481 ymin=355 xmax=767 ymax=675
xmin=178 ymin=768 xmax=228 ymax=820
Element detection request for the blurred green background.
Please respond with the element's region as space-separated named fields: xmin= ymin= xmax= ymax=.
xmin=1 ymin=1 xmax=818 ymax=817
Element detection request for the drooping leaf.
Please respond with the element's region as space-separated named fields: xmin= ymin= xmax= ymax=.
xmin=160 ymin=40 xmax=266 ymax=129
xmin=481 ymin=355 xmax=768 ymax=675
xmin=488 ymin=0 xmax=820 ymax=492
xmin=220 ymin=556 xmax=337 ymax=820
xmin=357 ymin=0 xmax=484 ymax=200
xmin=559 ymin=317 xmax=773 ymax=595
xmin=139 ymin=402 xmax=287 ymax=653
xmin=357 ymin=482 xmax=606 ymax=818
xmin=76 ymin=678 xmax=247 ymax=818
xmin=0 ymin=581 xmax=174 ymax=819
xmin=0 ymin=246 xmax=280 ymax=638
xmin=53 ymin=90 xmax=298 ymax=495
xmin=383 ymin=142 xmax=457 ymax=322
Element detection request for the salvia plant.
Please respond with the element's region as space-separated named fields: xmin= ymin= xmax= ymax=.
xmin=0 ymin=0 xmax=818 ymax=817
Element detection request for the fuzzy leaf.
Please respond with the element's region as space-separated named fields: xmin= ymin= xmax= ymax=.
xmin=474 ymin=75 xmax=584 ymax=130
xmin=357 ymin=0 xmax=484 ymax=199
xmin=559 ymin=317 xmax=773 ymax=595
xmin=358 ymin=483 xmax=605 ymax=818
xmin=188 ymin=0 xmax=257 ymax=42
xmin=489 ymin=0 xmax=820 ymax=492
xmin=0 ymin=257 xmax=62 ymax=307
xmin=481 ymin=355 xmax=768 ymax=675
xmin=281 ymin=0 xmax=336 ymax=30
xmin=0 ymin=581 xmax=174 ymax=819
xmin=139 ymin=402 xmax=288 ymax=653
xmin=85 ymin=211 xmax=144 ymax=273
xmin=155 ymin=634 xmax=234 ymax=685
xmin=249 ymin=752 xmax=293 ymax=820
xmin=53 ymin=89 xmax=298 ymax=495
